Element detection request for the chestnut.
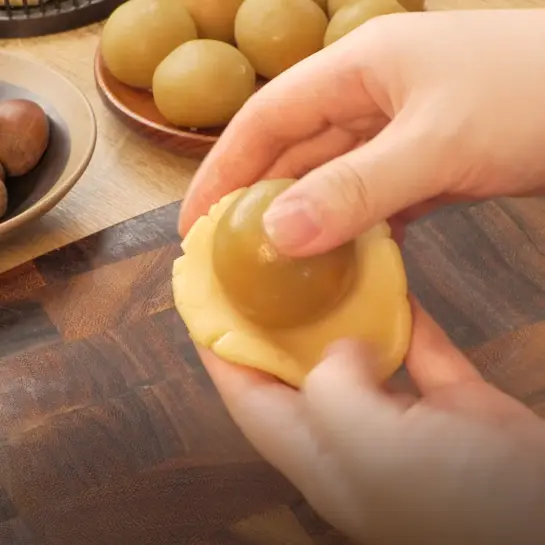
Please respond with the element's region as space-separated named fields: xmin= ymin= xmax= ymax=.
xmin=0 ymin=99 xmax=50 ymax=177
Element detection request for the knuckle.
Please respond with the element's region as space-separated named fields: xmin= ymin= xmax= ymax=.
xmin=325 ymin=160 xmax=373 ymax=226
xmin=353 ymin=11 xmax=410 ymax=58
xmin=345 ymin=13 xmax=419 ymax=113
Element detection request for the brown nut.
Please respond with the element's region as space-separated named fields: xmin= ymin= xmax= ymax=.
xmin=0 ymin=163 xmax=7 ymax=219
xmin=0 ymin=99 xmax=50 ymax=177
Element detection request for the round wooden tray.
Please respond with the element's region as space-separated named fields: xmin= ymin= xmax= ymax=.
xmin=94 ymin=51 xmax=223 ymax=160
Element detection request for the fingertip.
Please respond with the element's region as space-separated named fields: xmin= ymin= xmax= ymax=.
xmin=262 ymin=178 xmax=358 ymax=258
xmin=263 ymin=194 xmax=324 ymax=255
xmin=303 ymin=338 xmax=382 ymax=403
xmin=264 ymin=111 xmax=446 ymax=258
xmin=303 ymin=338 xmax=400 ymax=456
xmin=179 ymin=189 xmax=212 ymax=237
xmin=178 ymin=201 xmax=192 ymax=238
xmin=262 ymin=162 xmax=373 ymax=258
xmin=320 ymin=338 xmax=375 ymax=372
xmin=178 ymin=179 xmax=203 ymax=237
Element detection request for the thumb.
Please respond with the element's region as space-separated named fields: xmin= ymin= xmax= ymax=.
xmin=303 ymin=339 xmax=402 ymax=447
xmin=405 ymin=298 xmax=484 ymax=396
xmin=262 ymin=111 xmax=448 ymax=257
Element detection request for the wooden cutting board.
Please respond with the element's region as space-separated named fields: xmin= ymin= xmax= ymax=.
xmin=0 ymin=196 xmax=545 ymax=544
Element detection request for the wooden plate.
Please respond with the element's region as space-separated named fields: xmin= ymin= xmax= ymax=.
xmin=0 ymin=51 xmax=97 ymax=242
xmin=94 ymin=51 xmax=222 ymax=159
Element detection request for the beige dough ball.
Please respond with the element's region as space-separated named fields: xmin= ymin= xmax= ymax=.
xmin=181 ymin=0 xmax=244 ymax=43
xmin=327 ymin=0 xmax=359 ymax=17
xmin=235 ymin=0 xmax=328 ymax=80
xmin=311 ymin=0 xmax=328 ymax=11
xmin=324 ymin=0 xmax=406 ymax=46
xmin=152 ymin=39 xmax=256 ymax=129
xmin=101 ymin=0 xmax=197 ymax=89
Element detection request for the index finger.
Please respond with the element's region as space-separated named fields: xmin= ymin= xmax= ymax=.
xmin=179 ymin=31 xmax=382 ymax=235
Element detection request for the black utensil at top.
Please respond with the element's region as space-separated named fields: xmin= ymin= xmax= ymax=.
xmin=0 ymin=0 xmax=126 ymax=39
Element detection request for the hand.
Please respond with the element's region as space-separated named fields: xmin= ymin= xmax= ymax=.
xmin=178 ymin=9 xmax=545 ymax=543
xmin=181 ymin=8 xmax=545 ymax=257
xmin=199 ymin=302 xmax=545 ymax=545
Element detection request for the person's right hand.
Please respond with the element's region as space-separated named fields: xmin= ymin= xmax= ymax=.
xmin=181 ymin=8 xmax=545 ymax=256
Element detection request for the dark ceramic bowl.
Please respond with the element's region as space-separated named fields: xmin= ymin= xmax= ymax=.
xmin=0 ymin=51 xmax=96 ymax=242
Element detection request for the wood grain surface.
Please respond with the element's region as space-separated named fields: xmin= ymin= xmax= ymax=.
xmin=0 ymin=199 xmax=351 ymax=545
xmin=1 ymin=192 xmax=545 ymax=544
xmin=0 ymin=24 xmax=200 ymax=274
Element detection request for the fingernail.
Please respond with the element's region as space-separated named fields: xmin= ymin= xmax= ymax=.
xmin=263 ymin=198 xmax=321 ymax=250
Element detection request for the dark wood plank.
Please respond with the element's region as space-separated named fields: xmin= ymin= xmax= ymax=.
xmin=0 ymin=298 xmax=59 ymax=358
xmin=0 ymin=309 xmax=258 ymax=469
xmin=404 ymin=198 xmax=545 ymax=349
xmin=34 ymin=201 xmax=181 ymax=284
xmin=37 ymin=244 xmax=180 ymax=340
xmin=0 ymin=518 xmax=37 ymax=545
xmin=0 ymin=262 xmax=45 ymax=303
xmin=23 ymin=463 xmax=298 ymax=545
xmin=467 ymin=321 xmax=545 ymax=416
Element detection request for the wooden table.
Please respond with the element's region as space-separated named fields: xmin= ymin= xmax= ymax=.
xmin=1 ymin=4 xmax=545 ymax=544
xmin=0 ymin=22 xmax=200 ymax=275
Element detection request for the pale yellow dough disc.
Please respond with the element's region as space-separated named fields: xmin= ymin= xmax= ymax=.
xmin=172 ymin=188 xmax=412 ymax=388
